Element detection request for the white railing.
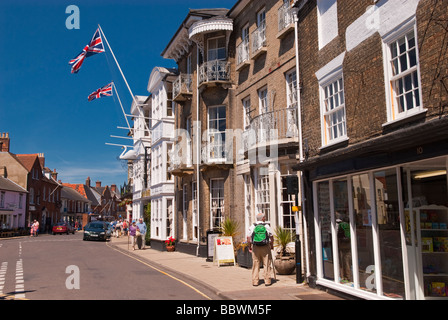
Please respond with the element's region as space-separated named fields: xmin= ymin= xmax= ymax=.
xmin=198 ymin=60 xmax=231 ymax=85
xmin=251 ymin=23 xmax=266 ymax=54
xmin=246 ymin=107 xmax=298 ymax=146
xmin=278 ymin=3 xmax=294 ymax=33
xmin=173 ymin=73 xmax=193 ymax=99
xmin=237 ymin=38 xmax=250 ymax=66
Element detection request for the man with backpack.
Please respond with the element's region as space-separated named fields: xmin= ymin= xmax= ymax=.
xmin=247 ymin=213 xmax=274 ymax=286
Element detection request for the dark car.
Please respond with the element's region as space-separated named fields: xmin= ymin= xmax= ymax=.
xmin=83 ymin=221 xmax=112 ymax=241
xmin=52 ymin=222 xmax=75 ymax=235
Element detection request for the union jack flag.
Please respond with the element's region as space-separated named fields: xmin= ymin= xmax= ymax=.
xmin=69 ymin=28 xmax=105 ymax=74
xmin=88 ymin=82 xmax=113 ymax=101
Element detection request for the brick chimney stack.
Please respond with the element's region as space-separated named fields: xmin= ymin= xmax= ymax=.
xmin=51 ymin=168 xmax=58 ymax=181
xmin=0 ymin=133 xmax=10 ymax=152
xmin=111 ymin=184 xmax=117 ymax=193
xmin=96 ymin=181 xmax=102 ymax=188
xmin=86 ymin=177 xmax=91 ymax=187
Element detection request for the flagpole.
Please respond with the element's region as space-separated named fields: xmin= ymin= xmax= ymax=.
xmin=112 ymin=82 xmax=133 ymax=134
xmin=98 ymin=24 xmax=151 ymax=136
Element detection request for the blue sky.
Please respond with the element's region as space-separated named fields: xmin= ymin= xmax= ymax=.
xmin=0 ymin=0 xmax=235 ymax=189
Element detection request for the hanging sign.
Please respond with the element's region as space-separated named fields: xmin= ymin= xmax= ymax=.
xmin=213 ymin=236 xmax=236 ymax=267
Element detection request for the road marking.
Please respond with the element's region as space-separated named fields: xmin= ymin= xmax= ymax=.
xmin=106 ymin=242 xmax=212 ymax=300
xmin=15 ymin=259 xmax=25 ymax=299
xmin=0 ymin=262 xmax=7 ymax=295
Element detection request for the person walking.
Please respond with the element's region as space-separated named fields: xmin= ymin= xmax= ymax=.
xmin=129 ymin=221 xmax=138 ymax=251
xmin=136 ymin=218 xmax=147 ymax=250
xmin=33 ymin=220 xmax=40 ymax=237
xmin=247 ymin=213 xmax=274 ymax=286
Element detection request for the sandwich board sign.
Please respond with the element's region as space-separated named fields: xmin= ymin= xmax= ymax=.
xmin=213 ymin=236 xmax=236 ymax=267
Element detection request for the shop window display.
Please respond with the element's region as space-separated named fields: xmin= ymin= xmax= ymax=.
xmin=374 ymin=169 xmax=405 ymax=299
xmin=333 ymin=179 xmax=352 ymax=284
xmin=317 ymin=181 xmax=334 ymax=281
xmin=407 ymin=163 xmax=448 ymax=299
xmin=352 ymin=174 xmax=376 ymax=294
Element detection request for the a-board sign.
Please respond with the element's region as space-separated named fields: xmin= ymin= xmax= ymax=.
xmin=213 ymin=236 xmax=236 ymax=267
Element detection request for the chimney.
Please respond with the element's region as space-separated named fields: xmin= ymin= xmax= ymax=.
xmin=111 ymin=184 xmax=117 ymax=193
xmin=96 ymin=181 xmax=102 ymax=188
xmin=86 ymin=177 xmax=91 ymax=187
xmin=0 ymin=133 xmax=10 ymax=152
xmin=51 ymin=168 xmax=58 ymax=181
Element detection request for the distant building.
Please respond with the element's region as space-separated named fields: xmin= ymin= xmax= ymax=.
xmin=0 ymin=166 xmax=27 ymax=229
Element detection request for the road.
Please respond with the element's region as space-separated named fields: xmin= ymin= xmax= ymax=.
xmin=0 ymin=232 xmax=221 ymax=300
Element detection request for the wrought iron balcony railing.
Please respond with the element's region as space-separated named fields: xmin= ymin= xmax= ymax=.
xmin=173 ymin=73 xmax=193 ymax=101
xmin=198 ymin=60 xmax=231 ymax=86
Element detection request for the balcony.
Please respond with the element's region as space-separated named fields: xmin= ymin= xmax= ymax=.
xmin=243 ymin=107 xmax=299 ymax=152
xmin=251 ymin=23 xmax=267 ymax=59
xmin=236 ymin=40 xmax=250 ymax=71
xmin=201 ymin=140 xmax=233 ymax=169
xmin=277 ymin=3 xmax=295 ymax=39
xmin=198 ymin=60 xmax=231 ymax=88
xmin=168 ymin=145 xmax=194 ymax=176
xmin=173 ymin=73 xmax=193 ymax=102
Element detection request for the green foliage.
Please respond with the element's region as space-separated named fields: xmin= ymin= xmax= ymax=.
xmin=219 ymin=217 xmax=240 ymax=238
xmin=274 ymin=226 xmax=296 ymax=256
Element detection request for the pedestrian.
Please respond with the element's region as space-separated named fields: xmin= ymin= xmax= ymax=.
xmin=136 ymin=218 xmax=147 ymax=250
xmin=115 ymin=220 xmax=122 ymax=238
xmin=247 ymin=213 xmax=274 ymax=286
xmin=33 ymin=219 xmax=40 ymax=237
xmin=123 ymin=220 xmax=128 ymax=236
xmin=129 ymin=221 xmax=138 ymax=251
xmin=30 ymin=221 xmax=34 ymax=237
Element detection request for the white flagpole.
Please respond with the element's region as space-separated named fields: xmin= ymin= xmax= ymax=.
xmin=98 ymin=24 xmax=151 ymax=136
xmin=112 ymin=82 xmax=133 ymax=134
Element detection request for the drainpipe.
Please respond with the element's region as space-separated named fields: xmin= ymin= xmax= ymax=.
xmin=196 ymin=45 xmax=201 ymax=257
xmin=292 ymin=4 xmax=310 ymax=282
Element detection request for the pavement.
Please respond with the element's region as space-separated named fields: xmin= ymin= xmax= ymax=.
xmin=107 ymin=236 xmax=344 ymax=301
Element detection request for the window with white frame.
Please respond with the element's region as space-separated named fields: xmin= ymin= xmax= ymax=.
xmin=210 ymin=179 xmax=224 ymax=228
xmin=243 ymin=96 xmax=251 ymax=130
xmin=208 ymin=36 xmax=226 ymax=61
xmin=258 ymin=87 xmax=269 ymax=114
xmin=182 ymin=185 xmax=188 ymax=240
xmin=320 ymin=75 xmax=347 ymax=146
xmin=286 ymin=69 xmax=298 ymax=109
xmin=384 ymin=24 xmax=422 ymax=121
xmin=208 ymin=106 xmax=226 ymax=161
xmin=286 ymin=69 xmax=298 ymax=137
xmin=256 ymin=170 xmax=271 ymax=222
xmin=192 ymin=181 xmax=197 ymax=240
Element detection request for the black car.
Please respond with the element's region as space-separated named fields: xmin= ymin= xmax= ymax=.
xmin=83 ymin=221 xmax=112 ymax=241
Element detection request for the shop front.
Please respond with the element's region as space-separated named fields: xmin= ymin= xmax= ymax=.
xmin=301 ymin=120 xmax=448 ymax=300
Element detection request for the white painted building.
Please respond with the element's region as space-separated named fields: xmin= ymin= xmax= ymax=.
xmin=147 ymin=67 xmax=177 ymax=243
xmin=129 ymin=95 xmax=151 ymax=222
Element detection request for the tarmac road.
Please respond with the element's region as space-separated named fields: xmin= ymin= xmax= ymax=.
xmin=0 ymin=233 xmax=221 ymax=300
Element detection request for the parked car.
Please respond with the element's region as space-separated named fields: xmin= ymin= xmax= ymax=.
xmin=52 ymin=222 xmax=75 ymax=235
xmin=83 ymin=221 xmax=112 ymax=241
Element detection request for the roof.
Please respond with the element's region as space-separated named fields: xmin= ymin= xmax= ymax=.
xmin=15 ymin=154 xmax=40 ymax=172
xmin=161 ymin=8 xmax=230 ymax=60
xmin=61 ymin=185 xmax=91 ymax=203
xmin=0 ymin=176 xmax=28 ymax=193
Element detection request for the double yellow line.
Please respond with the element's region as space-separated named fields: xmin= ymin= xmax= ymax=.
xmin=107 ymin=242 xmax=212 ymax=300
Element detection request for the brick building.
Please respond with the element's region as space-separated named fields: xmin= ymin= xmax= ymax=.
xmin=291 ymin=0 xmax=448 ymax=300
xmin=148 ymin=0 xmax=448 ymax=299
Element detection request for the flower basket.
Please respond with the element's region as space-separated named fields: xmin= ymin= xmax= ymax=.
xmin=165 ymin=236 xmax=175 ymax=252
